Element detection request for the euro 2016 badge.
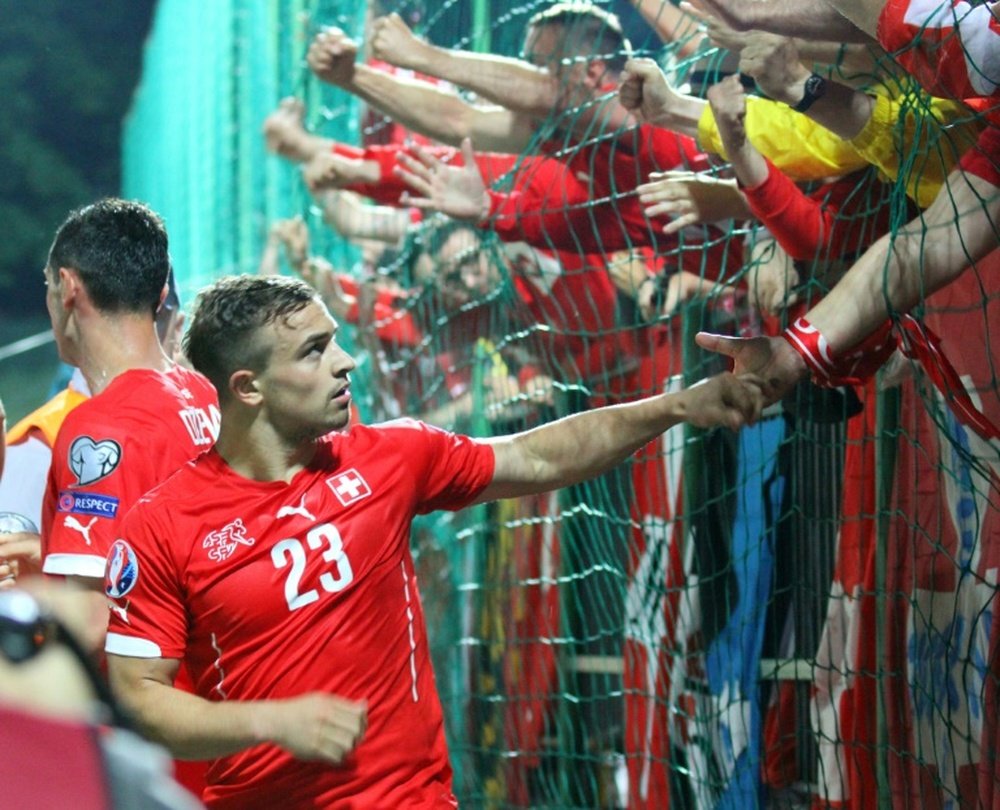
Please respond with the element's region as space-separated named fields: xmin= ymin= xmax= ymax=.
xmin=105 ymin=539 xmax=139 ymax=599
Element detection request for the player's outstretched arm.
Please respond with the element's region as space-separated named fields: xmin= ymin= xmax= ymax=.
xmin=108 ymin=655 xmax=367 ymax=762
xmin=681 ymin=0 xmax=872 ymax=40
xmin=475 ymin=372 xmax=764 ymax=502
xmin=370 ymin=13 xmax=559 ymax=117
xmin=307 ymin=27 xmax=533 ymax=153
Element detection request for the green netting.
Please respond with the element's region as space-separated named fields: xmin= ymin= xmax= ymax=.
xmin=122 ymin=1 xmax=1000 ymax=807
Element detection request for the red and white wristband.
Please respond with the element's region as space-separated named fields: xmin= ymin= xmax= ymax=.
xmin=781 ymin=317 xmax=838 ymax=382
xmin=782 ymin=317 xmax=897 ymax=387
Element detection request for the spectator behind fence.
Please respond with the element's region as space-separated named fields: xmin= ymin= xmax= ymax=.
xmin=307 ymin=3 xmax=715 ymax=258
xmin=619 ymin=42 xmax=982 ymax=206
xmin=680 ymin=0 xmax=1000 ymax=411
xmin=104 ymin=273 xmax=764 ymax=809
xmin=309 ymin=3 xmax=636 ymax=153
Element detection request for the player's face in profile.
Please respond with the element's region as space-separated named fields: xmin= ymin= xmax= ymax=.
xmin=256 ymin=299 xmax=356 ymax=439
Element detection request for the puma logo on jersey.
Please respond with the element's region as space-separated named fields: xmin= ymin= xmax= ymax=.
xmin=68 ymin=436 xmax=122 ymax=486
xmin=277 ymin=494 xmax=316 ymax=522
xmin=203 ymin=518 xmax=256 ymax=562
xmin=64 ymin=515 xmax=98 ymax=546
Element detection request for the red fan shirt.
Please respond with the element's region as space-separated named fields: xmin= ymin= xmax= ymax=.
xmin=878 ymin=0 xmax=1000 ymax=114
xmin=41 ymin=365 xmax=219 ymax=578
xmin=104 ymin=420 xmax=495 ymax=809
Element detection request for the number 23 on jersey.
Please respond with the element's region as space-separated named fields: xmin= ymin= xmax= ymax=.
xmin=271 ymin=522 xmax=354 ymax=611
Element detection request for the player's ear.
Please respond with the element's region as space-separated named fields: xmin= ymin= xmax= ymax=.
xmin=229 ymin=369 xmax=262 ymax=406
xmin=57 ymin=266 xmax=83 ymax=309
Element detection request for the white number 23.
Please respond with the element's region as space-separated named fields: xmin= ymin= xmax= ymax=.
xmin=271 ymin=523 xmax=354 ymax=611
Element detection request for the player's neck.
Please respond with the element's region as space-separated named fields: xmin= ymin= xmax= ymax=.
xmin=214 ymin=422 xmax=318 ymax=484
xmin=77 ymin=315 xmax=171 ymax=396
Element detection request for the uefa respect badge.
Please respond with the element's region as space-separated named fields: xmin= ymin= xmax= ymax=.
xmin=0 ymin=512 xmax=38 ymax=534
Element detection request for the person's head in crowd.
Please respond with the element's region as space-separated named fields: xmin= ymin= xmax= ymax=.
xmin=523 ymin=2 xmax=632 ymax=82
xmin=402 ymin=218 xmax=501 ymax=306
xmin=44 ymin=198 xmax=170 ymax=366
xmin=184 ymin=275 xmax=356 ymax=439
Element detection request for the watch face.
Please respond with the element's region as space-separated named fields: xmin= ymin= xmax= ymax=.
xmin=794 ymin=74 xmax=827 ymax=112
xmin=805 ymin=74 xmax=827 ymax=97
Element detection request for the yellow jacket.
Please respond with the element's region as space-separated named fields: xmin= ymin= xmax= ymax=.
xmin=697 ymin=79 xmax=983 ymax=207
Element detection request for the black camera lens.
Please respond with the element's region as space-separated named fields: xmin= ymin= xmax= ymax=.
xmin=0 ymin=590 xmax=49 ymax=664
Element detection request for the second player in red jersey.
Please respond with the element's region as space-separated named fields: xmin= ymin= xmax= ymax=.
xmin=42 ymin=365 xmax=218 ymax=578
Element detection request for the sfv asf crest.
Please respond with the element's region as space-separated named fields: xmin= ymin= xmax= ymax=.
xmin=203 ymin=518 xmax=256 ymax=562
xmin=69 ymin=436 xmax=122 ymax=486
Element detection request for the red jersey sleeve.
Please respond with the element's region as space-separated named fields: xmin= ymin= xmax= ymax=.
xmin=42 ymin=368 xmax=219 ymax=579
xmin=105 ymin=501 xmax=189 ymax=660
xmin=378 ymin=419 xmax=495 ymax=513
xmin=744 ymin=163 xmax=894 ymax=262
xmin=742 ymin=159 xmax=834 ymax=261
xmin=42 ymin=408 xmax=164 ymax=578
xmin=635 ymin=124 xmax=708 ymax=175
xmin=486 ymin=159 xmax=619 ymax=253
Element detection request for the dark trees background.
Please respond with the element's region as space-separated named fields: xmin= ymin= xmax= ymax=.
xmin=0 ymin=1 xmax=156 ymax=319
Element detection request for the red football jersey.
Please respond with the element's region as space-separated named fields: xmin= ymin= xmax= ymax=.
xmin=41 ymin=365 xmax=220 ymax=578
xmin=104 ymin=419 xmax=495 ymax=809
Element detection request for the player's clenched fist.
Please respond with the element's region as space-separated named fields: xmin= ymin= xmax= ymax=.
xmin=370 ymin=13 xmax=428 ymax=70
xmin=618 ymin=58 xmax=700 ymax=133
xmin=679 ymin=372 xmax=766 ymax=431
xmin=307 ymin=28 xmax=359 ymax=87
xmin=267 ymin=692 xmax=368 ymax=763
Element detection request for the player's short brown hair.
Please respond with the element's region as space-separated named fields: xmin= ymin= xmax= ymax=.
xmin=184 ymin=274 xmax=318 ymax=398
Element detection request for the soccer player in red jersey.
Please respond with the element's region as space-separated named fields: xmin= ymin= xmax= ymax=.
xmin=105 ymin=274 xmax=764 ymax=809
xmin=33 ymin=199 xmax=219 ymax=585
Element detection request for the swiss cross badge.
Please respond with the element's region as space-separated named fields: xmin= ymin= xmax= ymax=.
xmin=326 ymin=468 xmax=372 ymax=506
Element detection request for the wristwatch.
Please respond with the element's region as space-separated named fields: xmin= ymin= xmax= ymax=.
xmin=792 ymin=73 xmax=827 ymax=113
